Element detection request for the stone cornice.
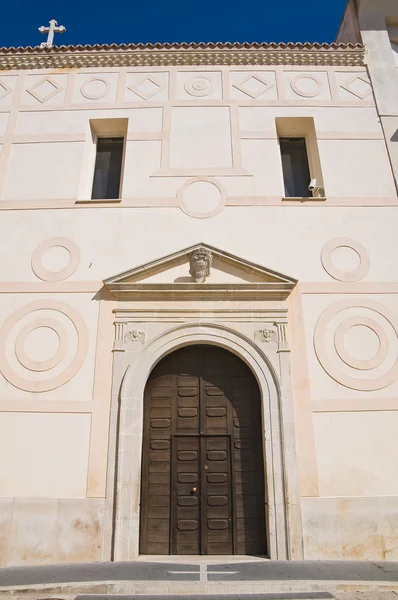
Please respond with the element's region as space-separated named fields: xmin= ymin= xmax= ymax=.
xmin=106 ymin=283 xmax=295 ymax=301
xmin=104 ymin=243 xmax=297 ymax=301
xmin=0 ymin=42 xmax=365 ymax=70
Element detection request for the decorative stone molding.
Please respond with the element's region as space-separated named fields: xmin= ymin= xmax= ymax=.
xmin=321 ymin=237 xmax=370 ymax=282
xmin=0 ymin=43 xmax=365 ymax=70
xmin=189 ymin=246 xmax=213 ymax=283
xmin=255 ymin=328 xmax=277 ymax=343
xmin=314 ymin=298 xmax=398 ymax=391
xmin=113 ymin=321 xmax=126 ymax=352
xmin=31 ymin=237 xmax=80 ymax=282
xmin=104 ymin=242 xmax=297 ymax=301
xmin=0 ymin=78 xmax=13 ymax=101
xmin=290 ymin=75 xmax=322 ymax=97
xmin=15 ymin=317 xmax=68 ymax=372
xmin=275 ymin=323 xmax=290 ymax=352
xmin=107 ymin=322 xmax=302 ymax=561
xmin=334 ymin=316 xmax=389 ymax=371
xmin=26 ymin=75 xmax=63 ymax=103
xmin=184 ymin=77 xmax=212 ymax=96
xmin=178 ymin=178 xmax=226 ymax=220
xmin=124 ymin=329 xmax=145 ymax=344
xmin=233 ymin=74 xmax=275 ymax=99
xmin=80 ymin=77 xmax=110 ymax=100
xmin=0 ymin=300 xmax=88 ymax=393
xmin=127 ymin=76 xmax=166 ymax=101
xmin=340 ymin=74 xmax=372 ymax=100
xmin=254 ymin=324 xmax=289 ymax=350
xmin=113 ymin=322 xmax=145 ymax=350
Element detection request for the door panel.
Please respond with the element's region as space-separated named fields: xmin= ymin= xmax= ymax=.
xmin=202 ymin=436 xmax=232 ymax=555
xmin=172 ymin=435 xmax=232 ymax=555
xmin=175 ymin=374 xmax=200 ymax=434
xmin=140 ymin=345 xmax=267 ymax=556
xmin=172 ymin=436 xmax=200 ymax=555
xmin=140 ymin=373 xmax=172 ymax=555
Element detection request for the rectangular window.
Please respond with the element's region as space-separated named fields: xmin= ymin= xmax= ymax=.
xmin=279 ymin=137 xmax=311 ymax=198
xmin=91 ymin=137 xmax=124 ymax=200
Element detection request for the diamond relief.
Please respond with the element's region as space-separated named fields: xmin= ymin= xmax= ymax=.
xmin=0 ymin=79 xmax=12 ymax=101
xmin=233 ymin=74 xmax=274 ymax=99
xmin=128 ymin=77 xmax=166 ymax=101
xmin=340 ymin=75 xmax=372 ymax=100
xmin=27 ymin=76 xmax=64 ymax=104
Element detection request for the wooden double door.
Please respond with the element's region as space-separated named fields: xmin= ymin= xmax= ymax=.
xmin=140 ymin=345 xmax=267 ymax=555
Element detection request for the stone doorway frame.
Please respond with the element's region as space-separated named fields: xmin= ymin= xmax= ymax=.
xmin=103 ymin=322 xmax=303 ymax=561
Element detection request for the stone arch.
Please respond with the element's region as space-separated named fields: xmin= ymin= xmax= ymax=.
xmin=108 ymin=323 xmax=301 ymax=560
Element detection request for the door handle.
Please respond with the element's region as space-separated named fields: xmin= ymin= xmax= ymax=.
xmin=191 ymin=487 xmax=197 ymax=493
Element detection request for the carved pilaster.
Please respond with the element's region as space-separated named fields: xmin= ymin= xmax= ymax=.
xmin=113 ymin=320 xmax=126 ymax=352
xmin=275 ymin=322 xmax=290 ymax=352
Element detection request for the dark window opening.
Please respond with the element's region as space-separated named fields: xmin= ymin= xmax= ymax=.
xmin=91 ymin=137 xmax=124 ymax=200
xmin=280 ymin=137 xmax=311 ymax=198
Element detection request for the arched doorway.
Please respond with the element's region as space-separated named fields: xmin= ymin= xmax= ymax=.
xmin=139 ymin=344 xmax=267 ymax=556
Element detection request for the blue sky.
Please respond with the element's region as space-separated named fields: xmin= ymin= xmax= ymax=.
xmin=1 ymin=0 xmax=348 ymax=48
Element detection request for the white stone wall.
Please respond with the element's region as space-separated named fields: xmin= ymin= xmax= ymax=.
xmin=338 ymin=0 xmax=398 ymax=192
xmin=0 ymin=61 xmax=397 ymax=564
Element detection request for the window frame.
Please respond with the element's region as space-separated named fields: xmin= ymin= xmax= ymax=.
xmin=76 ymin=119 xmax=128 ymax=204
xmin=91 ymin=134 xmax=126 ymax=201
xmin=279 ymin=135 xmax=312 ymax=199
xmin=275 ymin=117 xmax=325 ymax=201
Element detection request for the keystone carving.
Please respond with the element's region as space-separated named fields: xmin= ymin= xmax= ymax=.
xmin=189 ymin=247 xmax=213 ymax=283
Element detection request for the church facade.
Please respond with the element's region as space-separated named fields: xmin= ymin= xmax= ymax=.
xmin=0 ymin=6 xmax=398 ymax=566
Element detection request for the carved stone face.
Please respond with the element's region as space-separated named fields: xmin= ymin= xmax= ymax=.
xmin=189 ymin=248 xmax=213 ymax=283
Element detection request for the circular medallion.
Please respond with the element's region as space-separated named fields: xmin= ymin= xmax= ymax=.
xmin=32 ymin=237 xmax=80 ymax=282
xmin=15 ymin=318 xmax=68 ymax=372
xmin=334 ymin=316 xmax=389 ymax=371
xmin=290 ymin=75 xmax=322 ymax=98
xmin=178 ymin=178 xmax=225 ymax=219
xmin=314 ymin=298 xmax=398 ymax=391
xmin=0 ymin=300 xmax=88 ymax=393
xmin=321 ymin=238 xmax=370 ymax=282
xmin=184 ymin=77 xmax=213 ymax=97
xmin=80 ymin=77 xmax=110 ymax=100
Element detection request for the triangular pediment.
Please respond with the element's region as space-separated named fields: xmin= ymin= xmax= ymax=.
xmin=104 ymin=243 xmax=297 ymax=300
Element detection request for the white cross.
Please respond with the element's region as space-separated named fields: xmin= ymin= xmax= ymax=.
xmin=38 ymin=19 xmax=66 ymax=48
xmin=169 ymin=564 xmax=238 ymax=581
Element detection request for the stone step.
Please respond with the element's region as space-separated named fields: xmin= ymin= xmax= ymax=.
xmin=75 ymin=594 xmax=335 ymax=600
xmin=74 ymin=594 xmax=335 ymax=600
xmin=0 ymin=580 xmax=397 ymax=597
xmin=1 ymin=592 xmax=398 ymax=600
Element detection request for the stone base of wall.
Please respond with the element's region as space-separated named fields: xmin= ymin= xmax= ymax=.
xmin=302 ymin=496 xmax=398 ymax=560
xmin=2 ymin=495 xmax=398 ymax=565
xmin=0 ymin=498 xmax=105 ymax=567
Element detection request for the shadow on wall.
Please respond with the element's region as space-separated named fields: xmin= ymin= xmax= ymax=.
xmin=390 ymin=129 xmax=398 ymax=142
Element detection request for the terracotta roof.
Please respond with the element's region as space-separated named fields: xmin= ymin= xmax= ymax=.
xmin=0 ymin=41 xmax=366 ymax=69
xmin=0 ymin=41 xmax=364 ymax=51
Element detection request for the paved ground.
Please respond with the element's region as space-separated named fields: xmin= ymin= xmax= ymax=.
xmin=75 ymin=594 xmax=334 ymax=600
xmin=331 ymin=595 xmax=398 ymax=600
xmin=1 ymin=560 xmax=398 ymax=600
xmin=0 ymin=593 xmax=397 ymax=600
xmin=1 ymin=560 xmax=398 ymax=587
